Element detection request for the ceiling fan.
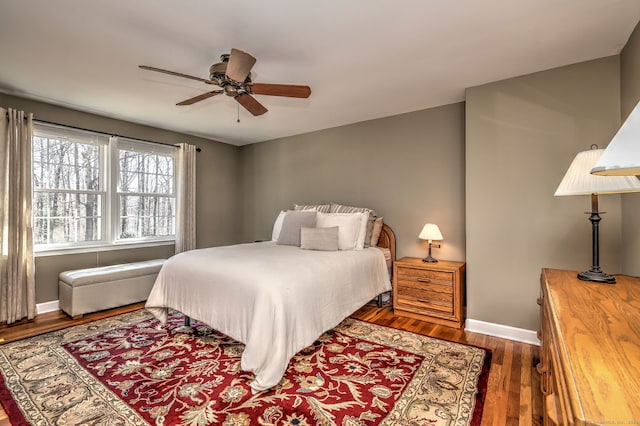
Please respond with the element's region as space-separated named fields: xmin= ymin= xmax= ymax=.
xmin=139 ymin=48 xmax=311 ymax=116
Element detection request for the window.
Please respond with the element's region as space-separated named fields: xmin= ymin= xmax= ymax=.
xmin=33 ymin=123 xmax=176 ymax=251
xmin=115 ymin=139 xmax=175 ymax=240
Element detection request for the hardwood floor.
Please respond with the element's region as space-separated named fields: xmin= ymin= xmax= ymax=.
xmin=0 ymin=303 xmax=542 ymax=425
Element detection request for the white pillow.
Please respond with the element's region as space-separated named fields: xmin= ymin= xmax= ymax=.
xmin=316 ymin=212 xmax=367 ymax=251
xmin=271 ymin=211 xmax=286 ymax=241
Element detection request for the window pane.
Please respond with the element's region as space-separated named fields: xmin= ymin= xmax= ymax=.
xmin=32 ymin=136 xmax=100 ymax=191
xmin=33 ymin=192 xmax=102 ymax=244
xmin=119 ymin=150 xmax=174 ymax=194
xmin=119 ymin=195 xmax=175 ymax=239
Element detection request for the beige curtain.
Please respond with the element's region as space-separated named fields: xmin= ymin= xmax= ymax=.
xmin=175 ymin=143 xmax=197 ymax=253
xmin=0 ymin=108 xmax=35 ymax=324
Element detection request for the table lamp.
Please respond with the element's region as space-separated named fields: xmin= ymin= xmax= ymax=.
xmin=555 ymin=146 xmax=640 ymax=283
xmin=419 ymin=223 xmax=443 ymax=263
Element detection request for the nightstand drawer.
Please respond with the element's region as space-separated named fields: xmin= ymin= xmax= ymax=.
xmin=396 ymin=292 xmax=454 ymax=315
xmin=396 ymin=267 xmax=453 ymax=286
xmin=397 ymin=277 xmax=453 ymax=295
xmin=397 ymin=283 xmax=453 ymax=302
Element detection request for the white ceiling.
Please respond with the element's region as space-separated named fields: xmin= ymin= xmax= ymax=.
xmin=1 ymin=1 xmax=639 ymax=146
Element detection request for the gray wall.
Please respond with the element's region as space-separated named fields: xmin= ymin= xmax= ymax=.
xmin=240 ymin=103 xmax=466 ymax=262
xmin=465 ymin=56 xmax=622 ymax=330
xmin=620 ymin=23 xmax=640 ymax=277
xmin=0 ymin=94 xmax=242 ymax=303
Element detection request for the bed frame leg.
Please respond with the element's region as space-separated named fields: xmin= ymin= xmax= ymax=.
xmin=184 ymin=315 xmax=191 ymax=327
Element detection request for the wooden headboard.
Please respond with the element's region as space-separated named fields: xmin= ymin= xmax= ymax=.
xmin=377 ymin=223 xmax=396 ymax=262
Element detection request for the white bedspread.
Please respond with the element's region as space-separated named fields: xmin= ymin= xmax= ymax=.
xmin=145 ymin=242 xmax=391 ymax=391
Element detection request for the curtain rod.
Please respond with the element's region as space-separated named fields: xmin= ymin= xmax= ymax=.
xmin=33 ymin=118 xmax=202 ymax=152
xmin=5 ymin=113 xmax=201 ymax=152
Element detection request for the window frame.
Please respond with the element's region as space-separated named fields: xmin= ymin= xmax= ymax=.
xmin=32 ymin=123 xmax=177 ymax=254
xmin=109 ymin=137 xmax=177 ymax=245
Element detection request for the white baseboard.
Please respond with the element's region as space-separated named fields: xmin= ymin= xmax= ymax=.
xmin=465 ymin=318 xmax=540 ymax=346
xmin=36 ymin=300 xmax=59 ymax=315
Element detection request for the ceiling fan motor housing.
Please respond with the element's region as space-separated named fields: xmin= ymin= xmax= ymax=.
xmin=209 ymin=54 xmax=252 ymax=97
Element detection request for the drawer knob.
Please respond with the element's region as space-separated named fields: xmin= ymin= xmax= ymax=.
xmin=417 ymin=278 xmax=431 ymax=283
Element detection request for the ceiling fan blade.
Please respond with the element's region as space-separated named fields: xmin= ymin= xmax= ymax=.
xmin=226 ymin=48 xmax=256 ymax=83
xmin=235 ymin=93 xmax=268 ymax=116
xmin=176 ymin=90 xmax=223 ymax=106
xmin=248 ymin=83 xmax=311 ymax=98
xmin=139 ymin=65 xmax=217 ymax=85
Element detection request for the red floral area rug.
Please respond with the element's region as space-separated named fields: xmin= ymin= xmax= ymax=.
xmin=0 ymin=310 xmax=490 ymax=425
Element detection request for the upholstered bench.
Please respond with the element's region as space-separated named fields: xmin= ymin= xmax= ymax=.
xmin=59 ymin=259 xmax=165 ymax=318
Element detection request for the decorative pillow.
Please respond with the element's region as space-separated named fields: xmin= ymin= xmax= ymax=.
xmin=330 ymin=203 xmax=377 ymax=247
xmin=316 ymin=212 xmax=367 ymax=251
xmin=271 ymin=211 xmax=286 ymax=241
xmin=300 ymin=226 xmax=339 ymax=251
xmin=370 ymin=217 xmax=384 ymax=246
xmin=294 ymin=203 xmax=331 ymax=213
xmin=277 ymin=211 xmax=318 ymax=246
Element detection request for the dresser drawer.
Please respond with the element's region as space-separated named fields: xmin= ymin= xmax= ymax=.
xmin=548 ymin=334 xmax=574 ymax=425
xmin=540 ymin=295 xmax=575 ymax=425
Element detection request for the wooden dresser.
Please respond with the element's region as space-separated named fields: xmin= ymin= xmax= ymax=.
xmin=538 ymin=268 xmax=640 ymax=425
xmin=393 ymin=258 xmax=465 ymax=328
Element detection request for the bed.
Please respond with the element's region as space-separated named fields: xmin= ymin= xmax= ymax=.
xmin=145 ymin=216 xmax=395 ymax=392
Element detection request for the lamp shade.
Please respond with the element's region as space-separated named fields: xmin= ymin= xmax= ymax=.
xmin=555 ymin=148 xmax=640 ymax=196
xmin=419 ymin=223 xmax=443 ymax=241
xmin=591 ymin=101 xmax=640 ymax=176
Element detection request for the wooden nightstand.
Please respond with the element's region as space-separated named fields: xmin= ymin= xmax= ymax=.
xmin=393 ymin=257 xmax=466 ymax=328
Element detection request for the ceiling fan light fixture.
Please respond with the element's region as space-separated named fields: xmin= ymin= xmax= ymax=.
xmin=224 ymin=85 xmax=239 ymax=97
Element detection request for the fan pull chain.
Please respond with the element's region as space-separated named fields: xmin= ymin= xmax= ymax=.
xmin=237 ymin=103 xmax=240 ymax=123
